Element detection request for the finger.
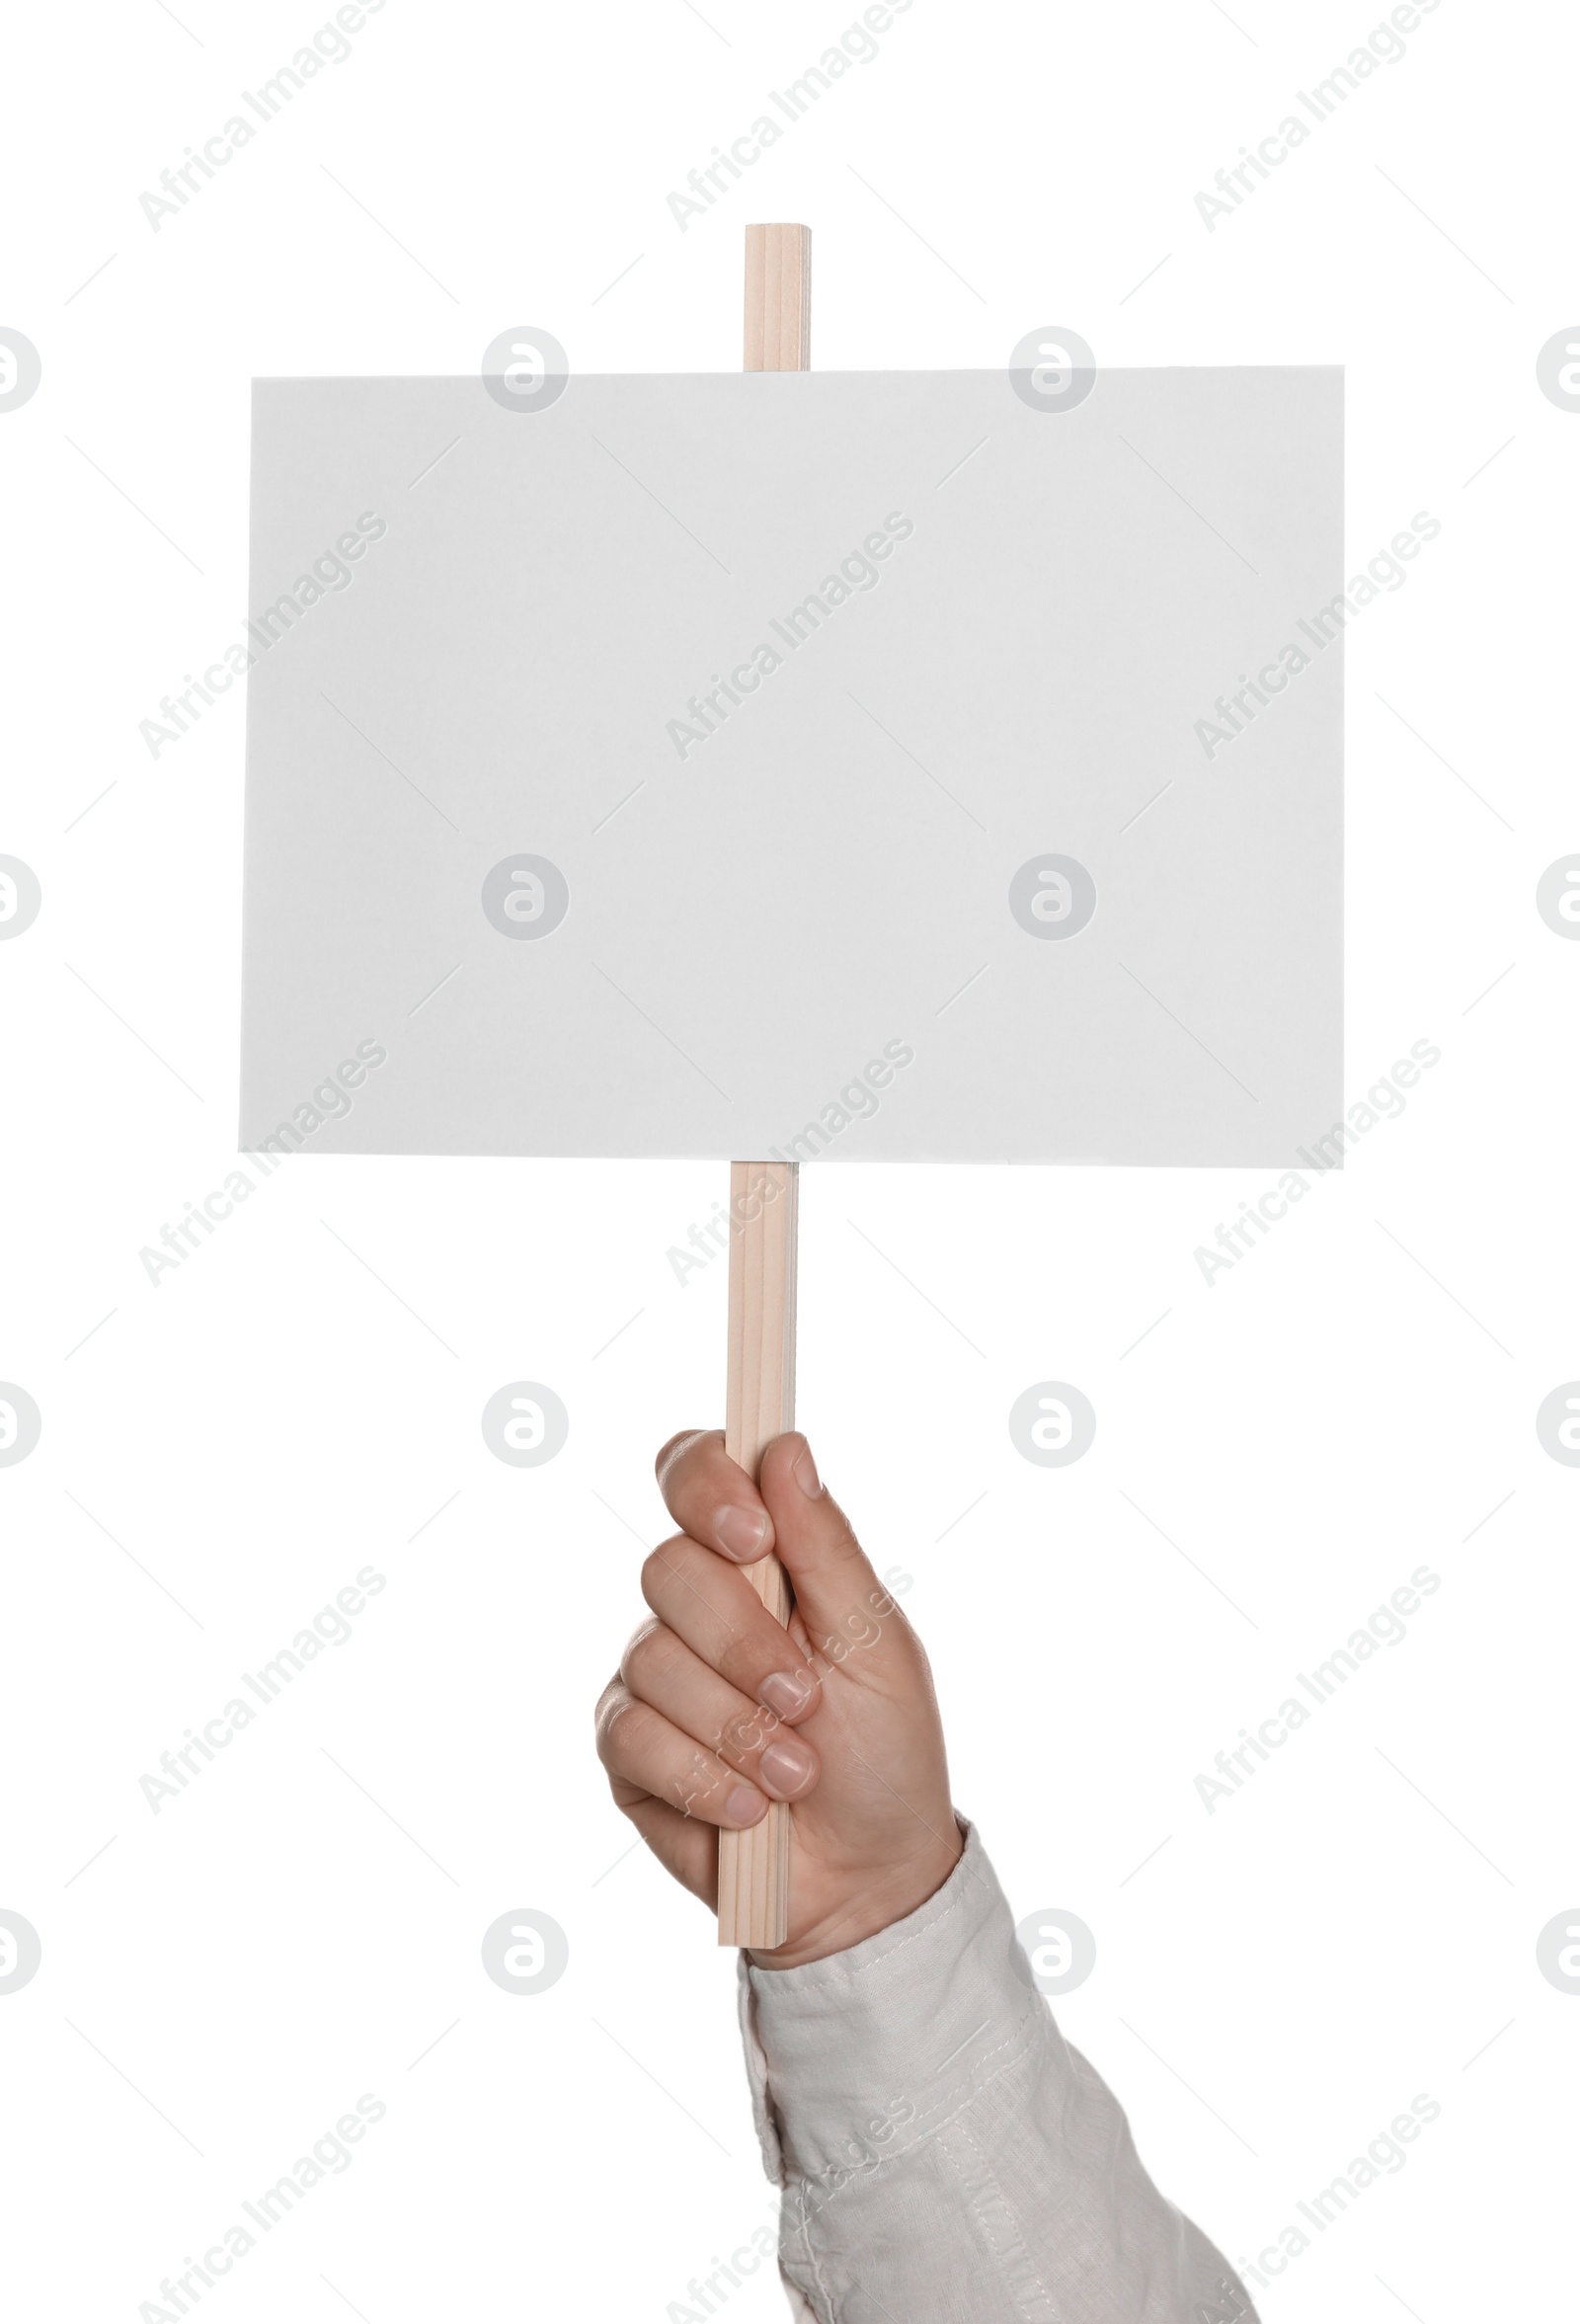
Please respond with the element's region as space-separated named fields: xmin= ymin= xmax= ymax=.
xmin=656 ymin=1427 xmax=776 ymax=1564
xmin=640 ymin=1537 xmax=824 ymax=1725
xmin=621 ymin=1619 xmax=820 ymax=1802
xmin=616 ymin=1793 xmax=719 ymax=1908
xmin=757 ymin=1434 xmax=908 ymax=1668
xmin=593 ymin=1676 xmax=769 ymax=1829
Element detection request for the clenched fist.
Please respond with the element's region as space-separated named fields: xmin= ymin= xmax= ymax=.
xmin=594 ymin=1429 xmax=963 ymax=1968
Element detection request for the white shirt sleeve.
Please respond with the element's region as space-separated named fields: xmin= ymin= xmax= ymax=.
xmin=737 ymin=1819 xmax=1259 ymax=2324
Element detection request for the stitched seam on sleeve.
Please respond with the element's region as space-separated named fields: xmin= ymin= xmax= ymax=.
xmin=788 ymin=1999 xmax=1051 ymax=2229
xmin=785 ymin=2177 xmax=839 ymax=2323
xmin=880 ymin=1989 xmax=1047 ymax=2160
xmin=788 ymin=2066 xmax=1065 ymax=2324
xmin=943 ymin=2112 xmax=1062 ymax=2321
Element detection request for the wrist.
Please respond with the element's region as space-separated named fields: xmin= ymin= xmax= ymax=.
xmin=749 ymin=1822 xmax=965 ymax=1970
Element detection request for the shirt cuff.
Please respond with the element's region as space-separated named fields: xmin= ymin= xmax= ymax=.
xmin=736 ymin=1816 xmax=1040 ymax=2191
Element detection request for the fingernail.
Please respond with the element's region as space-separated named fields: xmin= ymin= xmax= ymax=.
xmin=757 ymin=1739 xmax=814 ymax=1798
xmin=793 ymin=1442 xmax=823 ymax=1498
xmin=716 ymin=1504 xmax=768 ymax=1560
xmin=757 ymin=1668 xmax=815 ymax=1719
xmin=725 ymin=1783 xmax=766 ymax=1825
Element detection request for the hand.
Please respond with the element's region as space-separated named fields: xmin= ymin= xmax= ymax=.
xmin=594 ymin=1429 xmax=963 ymax=1968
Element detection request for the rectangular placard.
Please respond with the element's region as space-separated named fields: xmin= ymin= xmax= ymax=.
xmin=240 ymin=366 xmax=1342 ymax=1165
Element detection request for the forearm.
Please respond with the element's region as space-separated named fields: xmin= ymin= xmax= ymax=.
xmin=740 ymin=1820 xmax=1258 ymax=2324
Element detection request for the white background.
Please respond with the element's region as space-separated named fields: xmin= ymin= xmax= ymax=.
xmin=3 ymin=2 xmax=1577 ymax=2318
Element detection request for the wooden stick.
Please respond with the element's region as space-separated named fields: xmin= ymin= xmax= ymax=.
xmin=718 ymin=225 xmax=809 ymax=1952
xmin=744 ymin=222 xmax=811 ymax=370
xmin=716 ymin=1162 xmax=799 ymax=1948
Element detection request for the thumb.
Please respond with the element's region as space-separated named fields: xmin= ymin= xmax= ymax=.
xmin=757 ymin=1434 xmax=899 ymax=1669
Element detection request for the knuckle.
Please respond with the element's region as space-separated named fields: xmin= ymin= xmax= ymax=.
xmin=638 ymin=1546 xmax=673 ymax=1606
xmin=716 ymin=1695 xmax=774 ymax=1758
xmin=620 ymin=1620 xmax=674 ymax=1692
xmin=655 ymin=1426 xmax=718 ymax=1489
xmin=594 ymin=1690 xmax=653 ymax=1767
xmin=641 ymin=1533 xmax=700 ymax=1610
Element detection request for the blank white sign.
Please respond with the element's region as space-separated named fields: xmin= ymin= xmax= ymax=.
xmin=240 ymin=367 xmax=1342 ymax=1164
